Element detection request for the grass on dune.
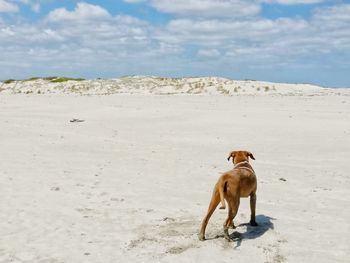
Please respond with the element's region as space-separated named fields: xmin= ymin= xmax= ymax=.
xmin=2 ymin=77 xmax=85 ymax=84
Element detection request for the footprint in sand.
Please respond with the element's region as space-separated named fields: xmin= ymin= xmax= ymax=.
xmin=110 ymin=197 xmax=125 ymax=202
xmin=126 ymin=216 xmax=201 ymax=259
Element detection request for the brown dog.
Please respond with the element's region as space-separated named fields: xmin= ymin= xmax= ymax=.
xmin=198 ymin=150 xmax=258 ymax=241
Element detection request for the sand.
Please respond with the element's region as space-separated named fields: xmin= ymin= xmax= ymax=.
xmin=0 ymin=92 xmax=349 ymax=262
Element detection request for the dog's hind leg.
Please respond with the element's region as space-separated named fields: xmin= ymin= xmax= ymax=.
xmin=228 ymin=219 xmax=236 ymax=229
xmin=199 ymin=189 xmax=220 ymax=241
xmin=249 ymin=192 xmax=258 ymax=226
xmin=223 ymin=206 xmax=233 ymax=241
xmin=219 ymin=181 xmax=227 ymax=209
xmin=223 ymin=197 xmax=239 ymax=241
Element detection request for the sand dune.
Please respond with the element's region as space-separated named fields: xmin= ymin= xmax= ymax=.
xmin=0 ymin=83 xmax=349 ymax=262
xmin=1 ymin=76 xmax=345 ymax=96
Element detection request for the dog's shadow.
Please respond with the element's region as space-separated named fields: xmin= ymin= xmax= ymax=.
xmin=208 ymin=215 xmax=275 ymax=248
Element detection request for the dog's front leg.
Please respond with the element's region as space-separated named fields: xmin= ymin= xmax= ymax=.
xmin=249 ymin=193 xmax=258 ymax=226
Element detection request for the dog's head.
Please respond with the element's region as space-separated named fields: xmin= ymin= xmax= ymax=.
xmin=227 ymin=150 xmax=255 ymax=164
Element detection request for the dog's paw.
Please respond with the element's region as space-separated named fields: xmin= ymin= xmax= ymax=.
xmin=250 ymin=220 xmax=258 ymax=226
xmin=224 ymin=235 xmax=233 ymax=242
xmin=198 ymin=234 xmax=205 ymax=241
xmin=229 ymin=223 xmax=236 ymax=229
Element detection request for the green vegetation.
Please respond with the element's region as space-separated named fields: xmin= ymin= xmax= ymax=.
xmin=175 ymin=84 xmax=182 ymax=90
xmin=4 ymin=79 xmax=16 ymax=84
xmin=43 ymin=76 xmax=57 ymax=80
xmin=3 ymin=76 xmax=85 ymax=84
xmin=50 ymin=77 xmax=85 ymax=83
xmin=26 ymin=77 xmax=40 ymax=81
xmin=217 ymin=85 xmax=229 ymax=94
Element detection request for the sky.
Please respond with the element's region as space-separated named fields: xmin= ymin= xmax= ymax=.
xmin=0 ymin=0 xmax=349 ymax=87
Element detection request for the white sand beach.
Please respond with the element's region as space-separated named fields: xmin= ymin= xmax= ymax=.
xmin=0 ymin=82 xmax=349 ymax=262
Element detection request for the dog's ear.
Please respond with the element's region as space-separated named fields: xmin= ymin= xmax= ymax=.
xmin=247 ymin=151 xmax=256 ymax=160
xmin=227 ymin=151 xmax=236 ymax=161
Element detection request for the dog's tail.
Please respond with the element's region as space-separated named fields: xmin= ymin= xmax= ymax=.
xmin=219 ymin=181 xmax=227 ymax=209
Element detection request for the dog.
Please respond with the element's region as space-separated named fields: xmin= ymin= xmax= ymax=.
xmin=198 ymin=150 xmax=258 ymax=241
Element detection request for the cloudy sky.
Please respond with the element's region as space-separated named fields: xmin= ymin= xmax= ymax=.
xmin=0 ymin=0 xmax=349 ymax=87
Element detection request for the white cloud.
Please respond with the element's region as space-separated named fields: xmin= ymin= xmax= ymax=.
xmin=1 ymin=26 xmax=16 ymax=36
xmin=124 ymin=0 xmax=325 ymax=18
xmin=312 ymin=4 xmax=350 ymax=24
xmin=0 ymin=0 xmax=18 ymax=12
xmin=124 ymin=0 xmax=147 ymax=2
xmin=1 ymin=2 xmax=150 ymax=56
xmin=126 ymin=0 xmax=261 ymax=17
xmin=159 ymin=17 xmax=309 ymax=47
xmin=151 ymin=2 xmax=350 ymax=74
xmin=0 ymin=24 xmax=65 ymax=43
xmin=47 ymin=2 xmax=111 ymax=22
xmin=9 ymin=0 xmax=42 ymax=12
xmin=310 ymin=4 xmax=350 ymax=50
xmin=31 ymin=2 xmax=40 ymax=12
xmin=261 ymin=0 xmax=324 ymax=4
xmin=197 ymin=48 xmax=221 ymax=57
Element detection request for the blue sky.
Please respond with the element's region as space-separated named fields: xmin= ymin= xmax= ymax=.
xmin=0 ymin=0 xmax=349 ymax=87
